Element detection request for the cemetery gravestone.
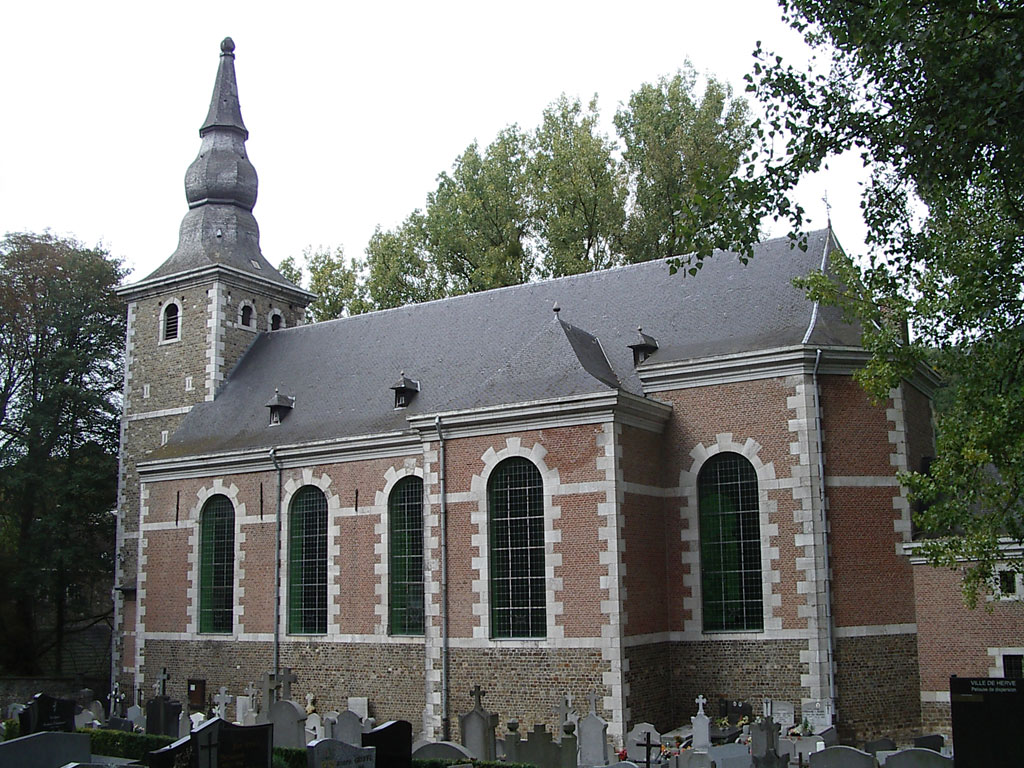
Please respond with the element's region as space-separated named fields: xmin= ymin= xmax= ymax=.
xmin=333 ymin=709 xmax=365 ymax=745
xmin=624 ymin=722 xmax=660 ymax=764
xmin=808 ymin=745 xmax=876 ymax=768
xmin=213 ymin=687 xmax=233 ymax=720
xmin=0 ymin=730 xmax=91 ymax=768
xmin=691 ymin=696 xmax=711 ymax=754
xmin=192 ymin=716 xmax=273 ymax=768
xmin=126 ymin=704 xmax=145 ymax=730
xmin=750 ymin=717 xmax=787 ymax=768
xmin=411 ymin=741 xmax=476 ymax=761
xmin=307 ymin=712 xmax=325 ymax=741
xmin=708 ymin=742 xmax=752 ymax=768
xmin=884 ymin=748 xmax=954 ymax=767
xmin=348 ymin=696 xmax=370 ymax=720
xmin=149 ymin=733 xmax=193 ymax=768
xmin=803 ymin=700 xmax=833 ymax=733
xmin=236 ymin=695 xmax=253 ymax=725
xmin=147 ymin=696 xmax=183 ymax=738
xmin=105 ymin=715 xmax=134 ymax=733
xmin=949 ymin=675 xmax=1023 ymax=768
xmin=577 ymin=692 xmax=609 ymax=767
xmin=864 ymin=737 xmax=896 ymax=755
xmin=269 ymin=699 xmax=308 ymax=749
xmin=459 ymin=684 xmax=499 ymax=761
xmin=310 ymin=737 xmax=377 ymax=768
xmin=913 ymin=734 xmax=943 ymax=752
xmin=19 ymin=693 xmax=77 ymax=735
xmin=362 ymin=720 xmax=412 ymax=768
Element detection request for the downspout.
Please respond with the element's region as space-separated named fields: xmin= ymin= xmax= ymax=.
xmin=813 ymin=349 xmax=838 ymax=713
xmin=435 ymin=416 xmax=451 ymax=740
xmin=270 ymin=447 xmax=283 ymax=677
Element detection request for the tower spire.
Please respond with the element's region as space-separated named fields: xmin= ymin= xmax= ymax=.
xmin=141 ymin=37 xmax=297 ymax=289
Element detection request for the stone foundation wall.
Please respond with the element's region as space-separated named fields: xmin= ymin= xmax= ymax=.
xmin=624 ymin=643 xmax=672 ymax=732
xmin=670 ymin=639 xmax=806 ymax=726
xmin=920 ymin=700 xmax=951 ymax=736
xmin=833 ymin=633 xmax=920 ymax=743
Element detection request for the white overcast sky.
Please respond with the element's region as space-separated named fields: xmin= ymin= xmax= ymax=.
xmin=1 ymin=0 xmax=867 ymax=283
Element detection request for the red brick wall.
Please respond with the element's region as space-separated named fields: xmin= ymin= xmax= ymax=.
xmin=622 ymin=492 xmax=668 ymax=636
xmin=142 ymin=528 xmax=191 ymax=631
xmin=820 ymin=375 xmax=894 ymax=476
xmin=556 ymin=490 xmax=608 ymax=637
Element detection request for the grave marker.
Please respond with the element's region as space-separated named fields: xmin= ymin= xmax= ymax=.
xmin=807 ymin=745 xmax=875 ymax=767
xmin=213 ymin=687 xmax=233 ymax=720
xmin=333 ymin=709 xmax=365 ymax=745
xmin=624 ymin=722 xmax=660 ymax=764
xmin=147 ymin=695 xmax=183 ymax=738
xmin=885 ymin=747 xmax=954 ymax=767
xmin=690 ymin=696 xmax=710 ymax=754
xmin=348 ymin=696 xmax=370 ymax=719
xmin=577 ymin=691 xmax=609 ymax=767
xmin=459 ymin=684 xmax=498 ymax=760
xmin=310 ymin=737 xmax=376 ymax=768
xmin=268 ymin=699 xmax=308 ymax=749
xmin=192 ymin=716 xmax=273 ymax=768
xmin=361 ymin=720 xmax=412 ymax=768
xmin=18 ymin=693 xmax=77 ymax=735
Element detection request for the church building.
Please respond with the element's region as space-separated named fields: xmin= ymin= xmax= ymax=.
xmin=113 ymin=38 xmax=1015 ymax=745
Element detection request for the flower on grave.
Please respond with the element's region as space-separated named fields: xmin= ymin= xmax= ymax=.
xmin=737 ymin=715 xmax=750 ymax=727
xmin=715 ymin=716 xmax=730 ymax=728
xmin=617 ymin=748 xmax=628 ymax=760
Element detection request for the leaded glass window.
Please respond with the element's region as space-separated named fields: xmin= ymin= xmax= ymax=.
xmin=288 ymin=486 xmax=328 ymax=634
xmin=199 ymin=494 xmax=234 ymax=633
xmin=699 ymin=452 xmax=763 ymax=632
xmin=489 ymin=457 xmax=545 ymax=638
xmin=389 ymin=476 xmax=424 ymax=635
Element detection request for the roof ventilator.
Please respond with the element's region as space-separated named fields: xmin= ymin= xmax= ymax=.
xmin=391 ymin=372 xmax=420 ymax=409
xmin=265 ymin=388 xmax=295 ymax=426
xmin=628 ymin=327 xmax=659 ymax=367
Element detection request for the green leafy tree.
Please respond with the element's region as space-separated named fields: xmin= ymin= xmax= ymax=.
xmin=278 ymin=246 xmax=370 ymax=321
xmin=744 ymin=0 xmax=1024 ymax=602
xmin=364 ymin=213 xmax=445 ymax=310
xmin=614 ymin=66 xmax=755 ymax=264
xmin=0 ymin=232 xmax=125 ymax=674
xmin=531 ymin=95 xmax=626 ymax=276
xmin=426 ymin=126 xmax=536 ymax=294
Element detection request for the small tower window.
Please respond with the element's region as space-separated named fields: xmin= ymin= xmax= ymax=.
xmin=240 ymin=304 xmax=253 ymax=328
xmin=161 ymin=301 xmax=181 ymax=343
xmin=270 ymin=311 xmax=283 ymax=331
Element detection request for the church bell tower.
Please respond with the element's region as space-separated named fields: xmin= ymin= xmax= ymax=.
xmin=111 ymin=38 xmax=314 ymax=697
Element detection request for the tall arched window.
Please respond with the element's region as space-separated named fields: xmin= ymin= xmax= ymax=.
xmin=270 ymin=311 xmax=283 ymax=331
xmin=240 ymin=304 xmax=253 ymax=328
xmin=288 ymin=486 xmax=328 ymax=634
xmin=698 ymin=452 xmax=763 ymax=632
xmin=489 ymin=457 xmax=545 ymax=638
xmin=199 ymin=494 xmax=234 ymax=633
xmin=389 ymin=476 xmax=424 ymax=635
xmin=162 ymin=301 xmax=180 ymax=342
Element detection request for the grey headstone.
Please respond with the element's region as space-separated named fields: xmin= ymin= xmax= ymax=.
xmin=412 ymin=741 xmax=476 ymax=760
xmin=178 ymin=710 xmax=190 ymax=738
xmin=145 ymin=696 xmax=182 ymax=738
xmin=459 ymin=687 xmax=499 ymax=761
xmin=149 ymin=733 xmax=192 ymax=768
xmin=105 ymin=716 xmax=134 ymax=733
xmin=515 ymin=723 xmax=560 ymax=768
xmin=309 ymin=737 xmax=377 ymax=768
xmin=348 ymin=697 xmax=369 ymax=719
xmin=332 ymin=709 xmax=364 ymax=745
xmin=308 ymin=712 xmax=325 ymax=741
xmin=818 ymin=726 xmax=838 ymax=747
xmin=126 ymin=704 xmax=144 ymax=730
xmin=577 ymin=711 xmax=610 ymax=767
xmin=190 ymin=711 xmax=207 ymax=730
xmin=808 ymin=745 xmax=875 ymax=768
xmin=765 ymin=700 xmax=795 ymax=730
xmin=609 ymin=763 xmax=641 ymax=768
xmin=803 ymin=700 xmax=833 ymax=732
xmin=236 ymin=694 xmax=253 ymax=725
xmin=7 ymin=702 xmax=26 ymax=720
xmin=708 ymin=742 xmax=752 ymax=768
xmin=625 ymin=722 xmax=661 ymax=763
xmin=883 ymin=748 xmax=954 ymax=767
xmin=89 ymin=701 xmax=105 ymax=723
xmin=864 ymin=737 xmax=896 ymax=755
xmin=75 ymin=708 xmax=96 ymax=729
xmin=0 ymin=731 xmax=90 ymax=768
xmin=269 ymin=699 xmax=308 ymax=749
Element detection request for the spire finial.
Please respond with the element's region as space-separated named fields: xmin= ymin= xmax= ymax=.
xmin=221 ymin=37 xmax=235 ymax=54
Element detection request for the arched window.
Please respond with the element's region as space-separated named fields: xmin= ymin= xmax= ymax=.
xmin=288 ymin=486 xmax=328 ymax=634
xmin=698 ymin=452 xmax=763 ymax=632
xmin=199 ymin=494 xmax=234 ymax=633
xmin=240 ymin=304 xmax=253 ymax=328
xmin=389 ymin=476 xmax=424 ymax=635
xmin=162 ymin=301 xmax=180 ymax=342
xmin=270 ymin=311 xmax=283 ymax=331
xmin=489 ymin=457 xmax=545 ymax=638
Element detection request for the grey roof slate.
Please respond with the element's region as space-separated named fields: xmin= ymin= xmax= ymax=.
xmin=158 ymin=229 xmax=859 ymax=459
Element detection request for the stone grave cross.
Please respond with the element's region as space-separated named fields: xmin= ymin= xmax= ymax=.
xmin=280 ymin=667 xmax=298 ymax=701
xmin=213 ymin=687 xmax=232 ymax=720
xmin=587 ymin=691 xmax=599 ymax=715
xmin=260 ymin=672 xmax=280 ymax=712
xmin=691 ymin=695 xmax=710 ymax=754
xmin=695 ymin=694 xmax=707 ymax=715
xmin=470 ymin=684 xmax=486 ymax=710
xmin=553 ymin=694 xmax=573 ymax=742
xmin=157 ymin=667 xmax=170 ymax=697
xmin=244 ymin=682 xmax=257 ymax=698
xmin=305 ymin=692 xmax=316 ymax=713
xmin=635 ymin=731 xmax=659 ymax=768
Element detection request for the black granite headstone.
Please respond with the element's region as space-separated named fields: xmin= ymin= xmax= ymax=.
xmin=950 ymin=676 xmax=1023 ymax=768
xmin=361 ymin=720 xmax=412 ymax=768
xmin=18 ymin=693 xmax=76 ymax=734
xmin=192 ymin=716 xmax=272 ymax=768
xmin=149 ymin=733 xmax=192 ymax=768
xmin=104 ymin=715 xmax=135 ymax=733
xmin=147 ymin=695 xmax=184 ymax=738
xmin=913 ymin=733 xmax=944 ymax=752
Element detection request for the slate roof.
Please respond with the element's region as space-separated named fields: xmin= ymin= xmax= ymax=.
xmin=159 ymin=229 xmax=857 ymax=458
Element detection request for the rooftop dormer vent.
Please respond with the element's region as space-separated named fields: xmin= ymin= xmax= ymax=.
xmin=265 ymin=388 xmax=295 ymax=426
xmin=391 ymin=372 xmax=420 ymax=409
xmin=628 ymin=327 xmax=659 ymax=367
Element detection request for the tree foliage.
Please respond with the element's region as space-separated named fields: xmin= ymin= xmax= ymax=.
xmin=279 ymin=246 xmax=370 ymax=321
xmin=615 ymin=67 xmax=754 ymax=264
xmin=0 ymin=232 xmax=126 ymax=673
xmin=744 ymin=0 xmax=1024 ymax=602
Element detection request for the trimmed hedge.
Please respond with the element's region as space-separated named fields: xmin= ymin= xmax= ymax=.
xmin=2 ymin=719 xmax=19 ymax=741
xmin=272 ymin=745 xmax=306 ymax=768
xmin=85 ymin=728 xmax=175 ymax=760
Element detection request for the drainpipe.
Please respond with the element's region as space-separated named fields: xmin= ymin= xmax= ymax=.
xmin=813 ymin=349 xmax=838 ymax=715
xmin=435 ymin=416 xmax=451 ymax=740
xmin=270 ymin=447 xmax=283 ymax=677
